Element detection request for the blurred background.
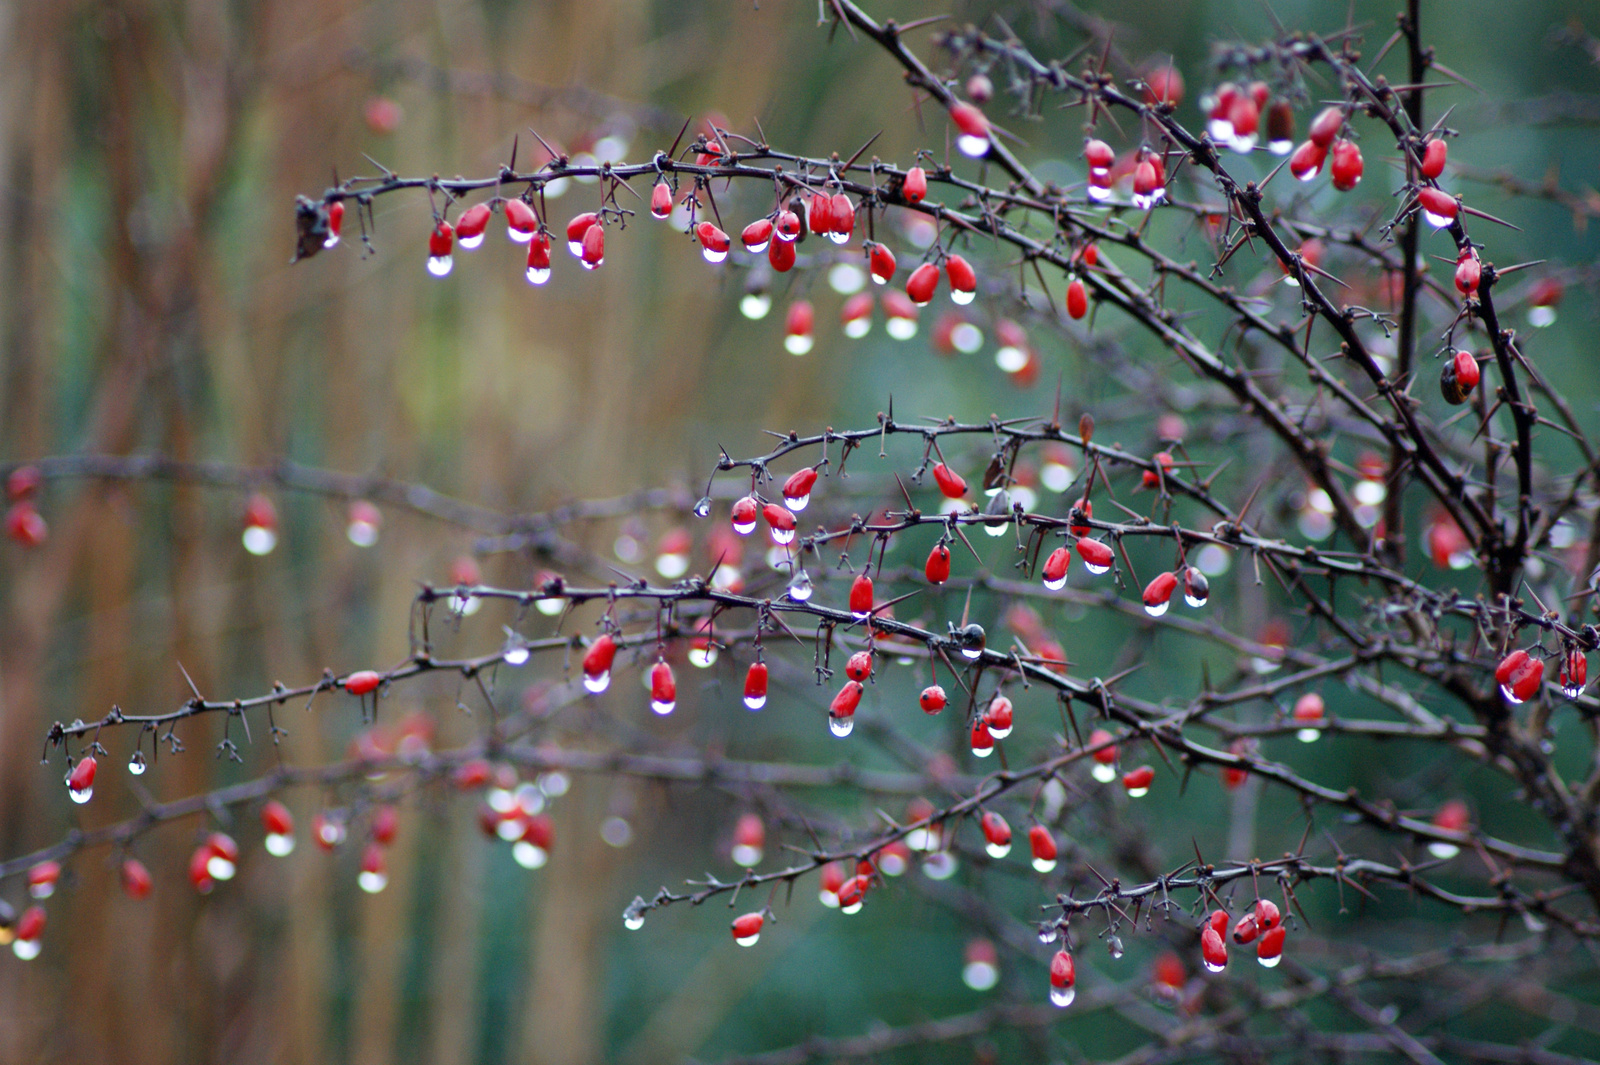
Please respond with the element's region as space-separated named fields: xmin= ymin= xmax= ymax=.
xmin=3 ymin=0 xmax=1600 ymax=1062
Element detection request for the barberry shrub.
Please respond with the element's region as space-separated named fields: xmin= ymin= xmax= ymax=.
xmin=3 ymin=2 xmax=1600 ymax=1063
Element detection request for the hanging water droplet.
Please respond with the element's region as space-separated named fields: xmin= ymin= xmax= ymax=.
xmin=770 ymin=528 xmax=795 ymax=546
xmin=962 ymin=961 xmax=999 ymax=991
xmin=427 ymin=255 xmax=454 ymax=278
xmin=1038 ymin=924 xmax=1059 ymax=945
xmin=743 ymin=693 xmax=767 ymax=711
xmin=624 ymin=912 xmax=645 ymax=931
xmin=1144 ymin=600 xmax=1170 ymax=618
xmin=687 ymin=644 xmax=718 ymax=668
xmin=957 ymin=133 xmax=990 ymax=157
xmin=535 ymin=596 xmax=566 ymax=617
xmin=583 ymin=671 xmax=611 ymax=694
xmin=1083 ymin=559 xmax=1110 ymax=576
xmin=512 ymin=842 xmax=549 ymax=869
xmin=1500 ymin=684 xmax=1521 ymax=704
xmin=1091 ymin=764 xmax=1117 ymax=783
xmin=702 ymin=247 xmax=729 ymax=265
xmin=206 ymin=856 xmax=237 ymax=881
xmin=504 ymin=645 xmax=531 ymax=667
xmin=1032 ymin=856 xmax=1057 ymax=873
xmin=1049 ymin=985 xmax=1076 ymax=1007
xmin=651 ymin=697 xmax=676 ymax=715
xmin=1256 ymin=953 xmax=1281 ymax=969
xmin=1427 ymin=841 xmax=1460 ymax=860
xmin=1297 ymin=728 xmax=1321 ymax=743
xmin=922 ymin=852 xmax=958 ymax=880
xmin=1043 ymin=574 xmax=1067 ymax=592
xmin=69 ymin=785 xmax=92 ymax=805
xmin=787 ymin=571 xmax=813 ymax=602
xmin=242 ymin=525 xmax=277 ymax=556
xmin=128 ymin=751 xmax=146 ymax=776
xmin=740 ymin=293 xmax=771 ymax=320
xmin=13 ymin=939 xmax=41 ymax=961
xmin=1107 ymin=935 xmax=1124 ymax=959
xmin=525 ymin=266 xmax=551 ymax=285
xmin=734 ymin=929 xmax=761 ymax=946
xmin=265 ymin=832 xmax=295 ymax=857
xmin=984 ymin=841 xmax=1011 ymax=859
xmin=731 ymin=517 xmax=757 ymax=536
xmin=1202 ymin=958 xmax=1226 ymax=973
xmin=828 ymin=715 xmax=854 ymax=738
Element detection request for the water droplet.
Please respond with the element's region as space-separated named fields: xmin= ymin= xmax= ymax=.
xmin=207 ymin=856 xmax=236 ymax=881
xmin=731 ymin=518 xmax=757 ymax=536
xmin=951 ymin=289 xmax=976 ymax=306
xmin=971 ymin=743 xmax=994 ymax=758
xmin=1126 ymin=785 xmax=1150 ymax=799
xmin=1049 ymin=985 xmax=1076 ymax=1007
xmin=459 ymin=232 xmax=486 ymax=251
xmin=535 ymin=597 xmax=566 ymax=616
xmin=242 ymin=526 xmax=277 ymax=556
xmin=818 ymin=888 xmax=840 ymax=909
xmin=624 ymin=912 xmax=646 ymax=931
xmin=265 ymin=832 xmax=295 ymax=857
xmin=1500 ymin=684 xmax=1522 ymax=704
xmin=1043 ymin=575 xmax=1067 ymax=592
xmin=1427 ymin=842 xmax=1460 ymax=860
xmin=826 ymin=231 xmax=849 ymax=246
xmin=731 ymin=844 xmax=762 ymax=867
xmin=828 ymin=263 xmax=865 ymax=294
xmin=963 ymin=961 xmax=999 ymax=991
xmin=770 ymin=528 xmax=796 ymax=546
xmin=655 ymin=552 xmax=689 ymax=578
xmin=922 ymin=852 xmax=958 ymax=880
xmin=828 ymin=715 xmax=854 ymax=738
xmin=740 ymin=294 xmax=771 ymax=320
xmin=1185 ymin=593 xmax=1207 ymax=608
xmin=497 ymin=817 xmax=525 ymax=842
xmin=1038 ymin=924 xmax=1059 ymax=945
xmin=128 ymin=752 xmax=146 ymax=775
xmin=688 ymin=645 xmax=718 ymax=668
xmin=427 ymin=255 xmax=454 ymax=278
xmin=841 ymin=898 xmax=864 ymax=915
xmin=357 ymin=869 xmax=387 ymax=893
xmin=735 ymin=931 xmax=761 ymax=946
xmin=1297 ymin=728 xmax=1321 ymax=743
xmin=702 ymin=247 xmax=729 ymax=265
xmin=1032 ymin=857 xmax=1057 ymax=873
xmin=995 ymin=345 xmax=1028 ymax=373
xmin=69 ymin=786 xmax=93 ymax=804
xmin=1202 ymin=958 xmax=1226 ymax=973
xmin=1091 ymin=764 xmax=1117 ymax=783
xmin=1256 ymin=954 xmax=1281 ymax=969
xmin=13 ymin=939 xmax=41 ymax=961
xmin=1529 ymin=306 xmax=1557 ymax=328
xmin=784 ymin=492 xmax=810 ymax=513
xmin=1144 ymin=600 xmax=1170 ymax=618
xmin=985 ymin=842 xmax=1011 ymax=859
xmin=1421 ymin=208 xmax=1454 ymax=229
xmin=1086 ymin=184 xmax=1113 ymax=203
xmin=1107 ymin=935 xmax=1124 ymax=959
xmin=693 ymin=497 xmax=713 ymax=519
xmin=512 ymin=842 xmax=548 ymax=869
xmin=651 ymin=698 xmax=675 ymax=716
xmin=843 ymin=318 xmax=871 ymax=340
xmin=1083 ymin=560 xmax=1110 ymax=576
xmin=957 ymin=134 xmax=990 ymax=157
xmin=1228 ymin=132 xmax=1258 ymax=154
xmin=784 ymin=334 xmax=814 ymax=356
xmin=524 ymin=266 xmax=551 ymax=286
xmin=885 ymin=317 xmax=917 ymax=340
xmin=450 ymin=594 xmax=480 ymax=616
xmin=1208 ymin=118 xmax=1234 ymax=142
xmin=584 ymin=671 xmax=611 ymax=694
xmin=504 ymin=645 xmax=530 ymax=667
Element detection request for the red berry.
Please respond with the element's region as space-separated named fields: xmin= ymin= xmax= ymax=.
xmin=783 ymin=467 xmax=818 ymax=509
xmin=16 ymin=905 xmax=46 ymax=944
xmin=1293 ymin=692 xmax=1324 ymax=723
xmin=1309 ymin=106 xmax=1344 ymax=148
xmin=650 ymin=182 xmax=673 ymax=219
xmin=1143 ymin=64 xmax=1184 ymax=106
xmin=831 ymin=680 xmax=863 ymax=718
xmin=1122 ymin=765 xmax=1155 ymax=795
xmin=1455 ymin=253 xmax=1481 ymax=296
xmin=1330 ymin=139 xmax=1363 ymax=190
xmin=731 ymin=496 xmax=760 ymax=535
xmin=696 ymin=222 xmax=731 ymax=263
xmin=731 ymin=911 xmax=764 ymax=945
xmin=950 ymin=101 xmax=990 ymax=156
xmin=27 ymin=861 xmax=60 ymax=898
xmin=7 ymin=466 xmax=42 ymax=501
xmin=845 ymin=650 xmax=873 ymax=682
xmin=456 ymin=203 xmax=492 ymax=248
xmin=1507 ymin=654 xmax=1544 ymax=703
xmin=67 ymin=755 xmax=96 ymax=797
xmin=1418 ymin=186 xmax=1460 ymax=228
xmin=121 ymin=858 xmax=152 ymax=900
xmin=762 ymin=502 xmax=797 ymax=543
xmin=1562 ymin=649 xmax=1588 ymax=697
xmin=566 ymin=212 xmax=599 ymax=253
xmin=1256 ymin=924 xmax=1286 ymax=966
xmin=1066 ymin=278 xmax=1088 ymax=320
xmin=427 ymin=222 xmax=454 ymax=276
xmin=1076 ymin=537 xmax=1112 ymax=574
xmin=980 ymin=810 xmax=1011 ymax=852
xmin=869 ymin=243 xmax=897 ymax=284
xmin=582 ymin=633 xmax=617 ymax=683
xmin=1421 ymin=138 xmax=1448 ymax=179
xmin=807 ymin=193 xmax=834 ymax=236
xmin=649 ymin=660 xmax=677 ymax=714
xmin=931 ymin=462 xmax=967 ymax=498
xmin=1201 ymin=924 xmax=1228 ymax=972
xmin=907 ymin=262 xmax=941 ymax=306
xmin=1042 ymin=546 xmax=1071 ymax=590
xmin=741 ymin=218 xmax=773 ymax=252
xmin=849 ymin=572 xmax=874 ymax=617
xmin=1070 ymin=499 xmax=1094 ymax=537
xmin=902 ymin=166 xmax=927 ymax=204
xmin=1142 ymin=571 xmax=1178 ymax=615
xmin=970 ymin=717 xmax=995 ymax=756
xmin=945 ymin=255 xmax=977 ymax=304
xmin=743 ymin=662 xmax=769 ymax=709
xmin=263 ymin=799 xmax=295 ymax=836
xmin=769 ymin=231 xmax=796 ymax=269
xmin=580 ymin=223 xmax=605 ymax=269
xmin=925 ymin=542 xmax=952 ymax=585
xmin=985 ymin=694 xmax=1013 ymax=737
xmin=1049 ymin=949 xmax=1076 ymax=1000
xmin=345 ymin=670 xmax=382 ymax=696
xmin=783 ymin=299 xmax=812 ymax=350
xmin=1289 ymin=139 xmax=1326 ymax=181
xmin=836 ymin=873 xmax=869 ymax=911
xmin=1028 ymin=824 xmax=1057 ymax=869
xmin=831 ymin=193 xmax=855 ymax=242
xmin=525 ymin=232 xmax=552 ymax=284
xmin=919 ymin=685 xmax=947 ymax=714
xmin=189 ymin=846 xmax=216 ymax=894
xmin=1454 ymin=349 xmax=1480 ymax=392
xmin=326 ymin=200 xmax=345 ymax=246
xmin=1084 ymin=139 xmax=1116 ymax=172
xmin=774 ymin=209 xmax=801 ymax=242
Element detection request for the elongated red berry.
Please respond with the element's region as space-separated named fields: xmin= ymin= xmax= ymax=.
xmin=1418 ymin=186 xmax=1459 ymax=228
xmin=6 ymin=502 xmax=47 ymax=547
xmin=1076 ymin=537 xmax=1112 ymax=574
xmin=1455 ymin=253 xmax=1481 ymax=296
xmin=371 ymin=804 xmax=399 ymax=846
xmin=731 ymin=911 xmax=764 ymax=946
xmin=907 ymin=262 xmax=940 ymax=306
xmin=16 ymin=905 xmax=46 ymax=949
xmin=1421 ymin=138 xmax=1448 ymax=179
xmin=582 ymin=633 xmax=617 ymax=692
xmin=1496 ymin=649 xmax=1530 ymax=690
xmin=697 ymin=222 xmax=731 ymax=263
xmin=731 ymin=496 xmax=760 ymax=535
xmin=28 ymin=861 xmax=60 ymax=899
xmin=1201 ymin=925 xmax=1228 ymax=972
xmin=971 ymin=717 xmax=995 ymax=757
xmin=742 ymin=218 xmax=773 ymax=252
xmin=831 ymin=194 xmax=855 ymax=243
xmin=807 ymin=193 xmax=834 ymax=236
xmin=931 ymin=462 xmax=967 ymax=498
xmin=566 ymin=212 xmax=599 ymax=255
xmin=1084 ymin=139 xmax=1115 ymax=173
xmin=346 ymin=670 xmax=381 ymax=696
xmin=1042 ymin=547 xmax=1071 ymax=590
xmin=926 ymin=542 xmax=952 ymax=584
xmin=831 ymin=680 xmax=863 ymax=718
xmin=781 ymin=294 xmax=811 ymax=346
xmin=743 ymin=662 xmax=768 ymax=710
xmin=650 ymin=659 xmax=677 ymax=714
xmin=121 ymin=857 xmax=152 ymax=900
xmin=869 ymin=244 xmax=897 ymax=284
xmin=985 ymin=694 xmax=1013 ymax=738
xmin=1289 ymin=139 xmax=1326 ymax=181
xmin=67 ymin=755 xmax=97 ymax=801
xmin=525 ymin=232 xmax=553 ymax=285
xmin=580 ymin=223 xmax=605 ymax=269
xmin=1066 ymin=278 xmax=1088 ymax=320
xmin=762 ymin=503 xmax=796 ymax=544
xmin=263 ymin=798 xmax=295 ymax=837
xmin=1454 ymin=349 xmax=1480 ymax=393
xmin=845 ymin=650 xmax=873 ymax=682
xmin=1049 ymin=949 xmax=1075 ymax=1006
xmin=774 ymin=209 xmax=801 ymax=242
xmin=456 ymin=203 xmax=492 ymax=249
xmin=945 ymin=255 xmax=977 ymax=304
xmin=783 ymin=467 xmax=818 ymax=510
xmin=849 ymin=572 xmax=874 ymax=618
xmin=1330 ymin=139 xmax=1363 ymax=190
xmin=902 ymin=166 xmax=927 ymax=204
xmin=1256 ymin=924 xmax=1286 ymax=966
xmin=1122 ymin=765 xmax=1155 ymax=796
xmin=980 ymin=811 xmax=1011 ymax=857
xmin=1143 ymin=571 xmax=1178 ymax=616
xmin=1028 ymin=824 xmax=1057 ymax=871
xmin=650 ymin=182 xmax=673 ymax=219
xmin=426 ymin=222 xmax=454 ymax=276
xmin=1507 ymin=654 xmax=1544 ymax=704
xmin=1309 ymin=106 xmax=1343 ymax=148
xmin=920 ymin=685 xmax=946 ymax=714
xmin=950 ymin=102 xmax=990 ymax=156
xmin=325 ymin=199 xmax=345 ymax=248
